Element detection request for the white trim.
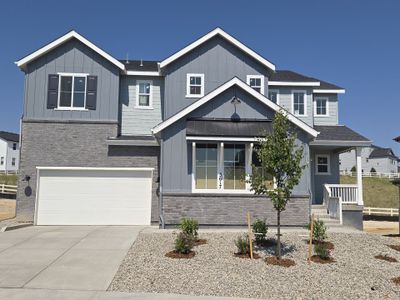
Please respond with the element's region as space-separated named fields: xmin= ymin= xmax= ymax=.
xmin=267 ymin=89 xmax=280 ymax=105
xmin=292 ymin=90 xmax=307 ymax=117
xmin=57 ymin=73 xmax=87 ymax=110
xmin=16 ymin=31 xmax=125 ymax=70
xmin=152 ymin=77 xmax=319 ymax=137
xmin=313 ymin=89 xmax=345 ymax=94
xmin=36 ymin=166 xmax=154 ymax=171
xmin=315 ymin=154 xmax=331 ymax=175
xmin=136 ymin=79 xmax=153 ymax=109
xmin=54 ymin=108 xmax=89 ymax=111
xmin=126 ymin=71 xmax=160 ymax=76
xmin=269 ymin=81 xmax=320 ymax=87
xmin=314 ymin=96 xmax=329 ymax=117
xmin=187 ymin=136 xmax=258 ymax=142
xmin=160 ymin=28 xmax=275 ymax=71
xmin=246 ymin=75 xmax=265 ymax=95
xmin=186 ymin=73 xmax=205 ymax=98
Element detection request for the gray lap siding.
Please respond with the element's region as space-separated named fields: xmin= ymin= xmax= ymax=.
xmin=17 ymin=121 xmax=160 ymax=223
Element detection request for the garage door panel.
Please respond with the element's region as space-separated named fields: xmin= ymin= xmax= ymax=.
xmin=36 ymin=169 xmax=152 ymax=225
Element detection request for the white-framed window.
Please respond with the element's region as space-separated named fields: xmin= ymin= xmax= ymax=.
xmin=192 ymin=142 xmax=274 ymax=193
xmin=136 ymin=80 xmax=153 ymax=109
xmin=268 ymin=89 xmax=279 ymax=104
xmin=316 ymin=154 xmax=330 ymax=175
xmin=246 ymin=75 xmax=265 ymax=95
xmin=314 ymin=97 xmax=329 ymax=116
xmin=57 ymin=73 xmax=88 ymax=110
xmin=0 ymin=157 xmax=3 ymax=165
xmin=11 ymin=158 xmax=16 ymax=166
xmin=12 ymin=143 xmax=17 ymax=150
xmin=186 ymin=74 xmax=204 ymax=98
xmin=292 ymin=90 xmax=307 ymax=116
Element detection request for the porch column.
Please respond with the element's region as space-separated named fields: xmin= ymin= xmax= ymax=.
xmin=355 ymin=147 xmax=364 ymax=205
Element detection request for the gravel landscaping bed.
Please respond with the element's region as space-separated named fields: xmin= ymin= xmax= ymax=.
xmin=109 ymin=231 xmax=400 ymax=299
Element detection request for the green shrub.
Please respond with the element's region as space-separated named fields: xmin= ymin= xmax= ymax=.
xmin=314 ymin=243 xmax=329 ymax=260
xmin=234 ymin=234 xmax=249 ymax=255
xmin=370 ymin=167 xmax=377 ymax=173
xmin=350 ymin=166 xmax=356 ymax=172
xmin=252 ymin=219 xmax=268 ymax=243
xmin=178 ymin=217 xmax=199 ymax=238
xmin=307 ymin=219 xmax=327 ymax=242
xmin=175 ymin=232 xmax=195 ymax=254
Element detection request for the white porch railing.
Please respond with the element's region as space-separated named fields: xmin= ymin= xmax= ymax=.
xmin=0 ymin=184 xmax=17 ymax=195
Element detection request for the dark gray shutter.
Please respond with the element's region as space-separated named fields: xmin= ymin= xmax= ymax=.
xmin=47 ymin=74 xmax=59 ymax=109
xmin=86 ymin=76 xmax=97 ymax=110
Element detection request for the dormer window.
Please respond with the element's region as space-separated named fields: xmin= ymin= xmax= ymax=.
xmin=315 ymin=97 xmax=329 ymax=116
xmin=136 ymin=80 xmax=153 ymax=109
xmin=186 ymin=74 xmax=204 ymax=98
xmin=246 ymin=75 xmax=264 ymax=95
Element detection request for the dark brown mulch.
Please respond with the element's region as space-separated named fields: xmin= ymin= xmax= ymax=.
xmin=305 ymin=240 xmax=335 ymax=250
xmin=165 ymin=251 xmax=195 ymax=259
xmin=383 ymin=234 xmax=400 ymax=238
xmin=374 ymin=254 xmax=398 ymax=263
xmin=310 ymin=255 xmax=336 ymax=264
xmin=265 ymin=256 xmax=295 ymax=267
xmin=392 ymin=277 xmax=400 ymax=286
xmin=194 ymin=239 xmax=207 ymax=246
xmin=234 ymin=252 xmax=261 ymax=259
xmin=387 ymin=244 xmax=400 ymax=252
xmin=255 ymin=238 xmax=277 ymax=248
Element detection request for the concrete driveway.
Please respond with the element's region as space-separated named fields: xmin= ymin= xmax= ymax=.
xmin=0 ymin=225 xmax=144 ymax=291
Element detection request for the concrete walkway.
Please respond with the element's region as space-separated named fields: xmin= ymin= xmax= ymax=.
xmin=0 ymin=225 xmax=143 ymax=290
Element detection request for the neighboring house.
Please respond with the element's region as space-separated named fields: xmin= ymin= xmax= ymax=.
xmin=15 ymin=28 xmax=371 ymax=228
xmin=0 ymin=131 xmax=20 ymax=173
xmin=340 ymin=145 xmax=399 ymax=174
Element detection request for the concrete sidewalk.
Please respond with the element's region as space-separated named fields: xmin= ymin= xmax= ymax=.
xmin=0 ymin=288 xmax=256 ymax=300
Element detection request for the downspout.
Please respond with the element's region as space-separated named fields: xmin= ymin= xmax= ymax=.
xmin=159 ymin=138 xmax=165 ymax=229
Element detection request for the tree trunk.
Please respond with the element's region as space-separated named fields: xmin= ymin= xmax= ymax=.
xmin=276 ymin=210 xmax=281 ymax=259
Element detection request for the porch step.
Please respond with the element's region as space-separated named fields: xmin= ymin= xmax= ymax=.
xmin=311 ymin=205 xmax=342 ymax=228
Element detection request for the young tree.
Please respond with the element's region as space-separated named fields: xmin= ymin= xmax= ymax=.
xmin=249 ymin=111 xmax=305 ymax=259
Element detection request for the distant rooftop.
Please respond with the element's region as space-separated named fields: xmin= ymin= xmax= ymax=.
xmin=0 ymin=131 xmax=19 ymax=142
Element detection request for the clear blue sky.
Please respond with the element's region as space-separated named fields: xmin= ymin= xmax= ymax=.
xmin=1 ymin=1 xmax=399 ymax=152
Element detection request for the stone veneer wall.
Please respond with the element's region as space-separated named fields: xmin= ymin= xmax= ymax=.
xmin=162 ymin=193 xmax=310 ymax=226
xmin=17 ymin=121 xmax=160 ymax=223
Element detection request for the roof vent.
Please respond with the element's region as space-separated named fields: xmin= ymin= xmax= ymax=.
xmin=125 ymin=53 xmax=129 ymax=64
xmin=140 ymin=59 xmax=143 ymax=67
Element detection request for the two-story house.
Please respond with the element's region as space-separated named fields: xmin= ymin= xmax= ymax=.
xmin=0 ymin=131 xmax=20 ymax=174
xmin=15 ymin=28 xmax=371 ymax=229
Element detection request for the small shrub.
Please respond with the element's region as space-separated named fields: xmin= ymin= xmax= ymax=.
xmin=350 ymin=166 xmax=356 ymax=172
xmin=234 ymin=234 xmax=249 ymax=255
xmin=314 ymin=243 xmax=329 ymax=260
xmin=252 ymin=219 xmax=268 ymax=244
xmin=174 ymin=232 xmax=195 ymax=254
xmin=307 ymin=218 xmax=327 ymax=242
xmin=179 ymin=217 xmax=199 ymax=239
xmin=370 ymin=167 xmax=377 ymax=173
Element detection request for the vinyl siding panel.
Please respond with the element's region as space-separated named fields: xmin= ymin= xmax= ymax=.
xmin=24 ymin=38 xmax=120 ymax=122
xmin=313 ymin=94 xmax=338 ymax=125
xmin=120 ymin=76 xmax=163 ymax=135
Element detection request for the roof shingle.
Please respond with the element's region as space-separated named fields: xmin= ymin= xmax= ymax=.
xmin=0 ymin=131 xmax=19 ymax=142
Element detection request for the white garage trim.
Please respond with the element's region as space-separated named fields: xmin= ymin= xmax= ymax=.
xmin=35 ymin=167 xmax=154 ymax=225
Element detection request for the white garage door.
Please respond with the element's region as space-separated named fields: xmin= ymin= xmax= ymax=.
xmin=36 ymin=167 xmax=153 ymax=225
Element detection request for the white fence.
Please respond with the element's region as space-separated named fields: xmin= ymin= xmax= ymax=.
xmin=340 ymin=170 xmax=400 ymax=179
xmin=0 ymin=184 xmax=17 ymax=195
xmin=364 ymin=207 xmax=399 ymax=216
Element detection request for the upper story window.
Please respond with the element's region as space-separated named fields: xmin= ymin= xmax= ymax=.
xmin=186 ymin=74 xmax=204 ymax=98
xmin=12 ymin=143 xmax=17 ymax=150
xmin=316 ymin=154 xmax=330 ymax=175
xmin=58 ymin=74 xmax=87 ymax=109
xmin=292 ymin=90 xmax=307 ymax=116
xmin=136 ymin=80 xmax=153 ymax=109
xmin=315 ymin=97 xmax=329 ymax=116
xmin=268 ymin=89 xmax=279 ymax=104
xmin=246 ymin=75 xmax=264 ymax=95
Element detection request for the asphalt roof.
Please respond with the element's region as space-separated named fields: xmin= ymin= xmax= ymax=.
xmin=369 ymin=146 xmax=398 ymax=159
xmin=269 ymin=70 xmax=343 ymax=89
xmin=394 ymin=136 xmax=400 ymax=143
xmin=314 ymin=125 xmax=370 ymax=142
xmin=120 ymin=60 xmax=159 ymax=72
xmin=0 ymin=131 xmax=19 ymax=142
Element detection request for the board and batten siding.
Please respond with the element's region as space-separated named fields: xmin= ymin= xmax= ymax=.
xmin=120 ymin=76 xmax=163 ymax=135
xmin=163 ymin=35 xmax=272 ymax=118
xmin=313 ymin=94 xmax=338 ymax=125
xmin=24 ymin=38 xmax=120 ymax=122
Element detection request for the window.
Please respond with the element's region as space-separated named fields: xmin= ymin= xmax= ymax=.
xmin=195 ymin=144 xmax=218 ymax=189
xmin=293 ymin=91 xmax=306 ymax=116
xmin=136 ymin=80 xmax=152 ymax=108
xmin=58 ymin=74 xmax=87 ymax=109
xmin=315 ymin=97 xmax=328 ymax=116
xmin=246 ymin=75 xmax=265 ymax=94
xmin=186 ymin=74 xmax=204 ymax=97
xmin=12 ymin=143 xmax=17 ymax=150
xmin=11 ymin=158 xmax=16 ymax=166
xmin=0 ymin=157 xmax=3 ymax=165
xmin=224 ymin=144 xmax=246 ymax=190
xmin=316 ymin=154 xmax=330 ymax=175
xmin=268 ymin=89 xmax=279 ymax=103
xmin=252 ymin=148 xmax=274 ymax=190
